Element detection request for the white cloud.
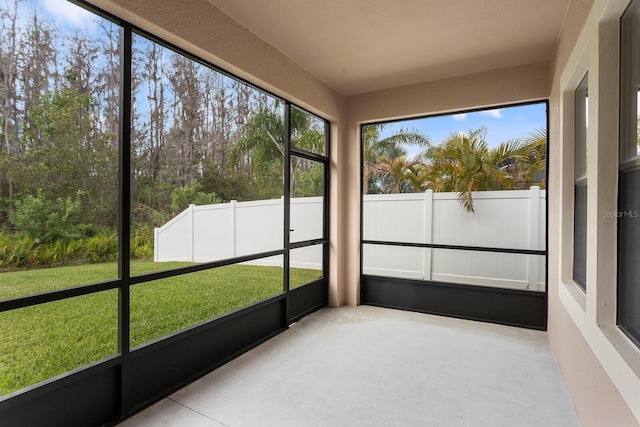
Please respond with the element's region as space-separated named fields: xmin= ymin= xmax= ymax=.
xmin=44 ymin=0 xmax=97 ymax=29
xmin=480 ymin=109 xmax=503 ymax=118
xmin=453 ymin=113 xmax=467 ymax=121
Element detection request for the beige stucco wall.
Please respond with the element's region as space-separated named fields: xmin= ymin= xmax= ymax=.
xmin=547 ymin=0 xmax=639 ymax=425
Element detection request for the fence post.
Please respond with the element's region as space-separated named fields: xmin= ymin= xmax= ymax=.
xmin=154 ymin=227 xmax=159 ymax=262
xmin=189 ymin=204 xmax=195 ymax=262
xmin=423 ymin=190 xmax=433 ymax=280
xmin=230 ymin=200 xmax=237 ymax=258
xmin=527 ymin=186 xmax=541 ymax=290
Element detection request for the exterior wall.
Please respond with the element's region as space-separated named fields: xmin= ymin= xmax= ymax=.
xmin=85 ymin=0 xmax=348 ymax=307
xmin=548 ymin=0 xmax=640 ymax=425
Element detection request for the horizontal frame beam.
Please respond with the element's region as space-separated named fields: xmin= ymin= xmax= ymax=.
xmin=362 ymin=240 xmax=545 ymax=256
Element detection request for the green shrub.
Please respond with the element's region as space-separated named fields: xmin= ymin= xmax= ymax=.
xmin=85 ymin=230 xmax=118 ymax=262
xmin=131 ymin=223 xmax=154 ymax=260
xmin=0 ymin=234 xmax=38 ymax=269
xmin=10 ymin=190 xmax=85 ymax=243
xmin=0 ymin=230 xmax=120 ymax=270
xmin=0 ymin=217 xmax=159 ymax=269
xmin=170 ymin=181 xmax=220 ymax=213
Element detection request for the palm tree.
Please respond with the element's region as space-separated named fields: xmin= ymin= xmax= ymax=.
xmin=230 ymin=105 xmax=284 ymax=177
xmin=369 ymin=156 xmax=414 ymax=193
xmin=230 ymin=104 xmax=323 ymax=197
xmin=405 ymin=162 xmax=432 ymax=192
xmin=427 ymin=127 xmax=536 ymax=212
xmin=513 ymin=129 xmax=547 ymax=189
xmin=362 ymin=124 xmax=430 ymax=194
xmin=368 ymin=155 xmax=434 ymax=194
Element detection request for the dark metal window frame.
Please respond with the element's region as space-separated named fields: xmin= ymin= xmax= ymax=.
xmin=359 ymin=100 xmax=549 ymax=330
xmin=0 ymin=0 xmax=331 ymax=423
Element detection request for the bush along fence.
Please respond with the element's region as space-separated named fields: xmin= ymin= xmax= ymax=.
xmin=155 ymin=188 xmax=545 ymax=291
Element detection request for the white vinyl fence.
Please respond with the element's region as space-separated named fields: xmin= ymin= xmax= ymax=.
xmin=154 ymin=197 xmax=324 ymax=269
xmin=362 ymin=187 xmax=546 ymax=291
xmin=155 ymin=187 xmax=546 ymax=291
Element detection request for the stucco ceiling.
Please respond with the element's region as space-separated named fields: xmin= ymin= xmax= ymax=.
xmin=207 ymin=0 xmax=570 ymax=97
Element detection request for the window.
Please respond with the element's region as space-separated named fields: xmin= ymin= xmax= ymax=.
xmin=573 ymin=73 xmax=588 ymax=291
xmin=619 ymin=2 xmax=640 ymax=346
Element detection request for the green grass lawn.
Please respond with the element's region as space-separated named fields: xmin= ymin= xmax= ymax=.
xmin=0 ymin=261 xmax=321 ymax=396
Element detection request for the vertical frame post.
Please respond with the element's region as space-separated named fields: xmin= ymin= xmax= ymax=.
xmin=284 ymin=103 xmax=292 ymax=322
xmin=118 ymin=23 xmax=132 ymax=417
xmin=323 ymin=121 xmax=331 ymax=305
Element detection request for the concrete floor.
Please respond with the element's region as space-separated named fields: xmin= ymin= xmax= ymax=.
xmin=118 ymin=305 xmax=580 ymax=427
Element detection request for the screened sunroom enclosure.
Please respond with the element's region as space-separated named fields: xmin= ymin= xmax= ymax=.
xmin=10 ymin=0 xmax=639 ymax=425
xmin=0 ymin=1 xmax=329 ymax=425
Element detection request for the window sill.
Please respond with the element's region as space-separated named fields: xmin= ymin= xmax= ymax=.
xmin=563 ymin=279 xmax=586 ymax=312
xmin=601 ymin=326 xmax=640 ymax=379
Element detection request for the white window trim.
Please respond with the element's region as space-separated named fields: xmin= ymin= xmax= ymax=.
xmin=560 ymin=45 xmax=588 ymax=310
xmin=558 ymin=0 xmax=640 ymax=419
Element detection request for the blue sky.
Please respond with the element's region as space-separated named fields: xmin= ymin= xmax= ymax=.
xmin=377 ymin=103 xmax=547 ymax=154
xmin=40 ymin=0 xmax=97 ymax=29
xmin=13 ymin=0 xmax=99 ymax=31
